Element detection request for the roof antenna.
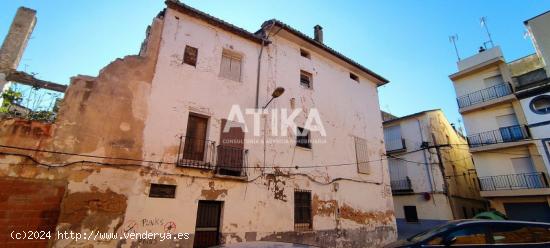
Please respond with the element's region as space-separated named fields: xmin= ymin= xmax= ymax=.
xmin=449 ymin=34 xmax=461 ymax=61
xmin=480 ymin=17 xmax=495 ymax=48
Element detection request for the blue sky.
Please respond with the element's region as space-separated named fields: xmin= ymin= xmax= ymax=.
xmin=1 ymin=1 xmax=549 ymax=128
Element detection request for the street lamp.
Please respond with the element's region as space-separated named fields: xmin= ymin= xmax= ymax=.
xmin=262 ymin=87 xmax=285 ymax=109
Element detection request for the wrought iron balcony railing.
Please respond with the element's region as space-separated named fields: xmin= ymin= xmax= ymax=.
xmin=386 ymin=138 xmax=406 ymax=153
xmin=478 ymin=172 xmax=549 ymax=191
xmin=177 ymin=136 xmax=216 ymax=169
xmin=456 ymin=83 xmax=512 ymax=109
xmin=177 ymin=136 xmax=248 ymax=177
xmin=216 ymin=145 xmax=248 ymax=177
xmin=467 ymin=125 xmax=530 ymax=148
xmin=390 ymin=177 xmax=413 ymax=193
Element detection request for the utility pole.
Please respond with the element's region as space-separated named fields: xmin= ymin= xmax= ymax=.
xmin=422 ymin=134 xmax=456 ymax=219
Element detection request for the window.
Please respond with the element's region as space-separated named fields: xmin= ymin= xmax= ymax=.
xmin=149 ymin=184 xmax=176 ymax=198
xmin=349 ymin=73 xmax=359 ymax=82
xmin=483 ymin=74 xmax=504 ymax=88
xmin=530 ymin=95 xmax=550 ymax=114
xmin=220 ymin=51 xmax=242 ymax=81
xmin=529 ymin=225 xmax=550 ymax=243
xmin=183 ymin=45 xmax=198 ymax=66
xmin=300 ymin=49 xmax=310 ymax=59
xmin=404 ymin=206 xmax=418 ymax=223
xmin=388 ymin=158 xmax=407 ymax=181
xmin=294 ymin=190 xmax=312 ymax=230
xmin=296 ymin=127 xmax=311 ymax=149
xmin=384 ymin=125 xmax=404 ymax=151
xmin=182 ymin=114 xmax=209 ymax=163
xmin=429 ymin=225 xmax=489 ymax=245
xmin=354 ymin=136 xmax=369 ymax=174
xmin=300 ymin=70 xmax=312 ymax=88
xmin=490 ymin=223 xmax=539 ymax=244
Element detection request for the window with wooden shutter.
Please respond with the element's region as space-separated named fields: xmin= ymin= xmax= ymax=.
xmin=183 ymin=45 xmax=198 ymax=66
xmin=220 ymin=51 xmax=242 ymax=81
xmin=354 ymin=136 xmax=369 ymax=174
xmin=294 ymin=190 xmax=312 ymax=230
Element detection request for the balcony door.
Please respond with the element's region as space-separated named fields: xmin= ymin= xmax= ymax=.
xmin=483 ymin=75 xmax=505 ymax=98
xmin=217 ymin=119 xmax=245 ymax=176
xmin=384 ymin=125 xmax=403 ymax=151
xmin=496 ymin=114 xmax=522 ymax=142
xmin=389 ymin=158 xmax=407 ymax=181
xmin=183 ymin=114 xmax=208 ymax=162
xmin=511 ymin=157 xmax=541 ymax=188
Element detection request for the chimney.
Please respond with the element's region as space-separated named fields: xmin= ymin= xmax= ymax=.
xmin=0 ymin=7 xmax=37 ymax=71
xmin=314 ymin=25 xmax=323 ymax=43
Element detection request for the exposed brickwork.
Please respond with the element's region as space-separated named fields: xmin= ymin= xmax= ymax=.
xmin=0 ymin=177 xmax=66 ymax=247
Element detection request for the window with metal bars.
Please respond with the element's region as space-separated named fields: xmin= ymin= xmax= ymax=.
xmin=294 ymin=190 xmax=312 ymax=230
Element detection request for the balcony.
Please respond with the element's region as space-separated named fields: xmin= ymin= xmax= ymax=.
xmin=391 ymin=177 xmax=413 ymax=194
xmin=467 ymin=125 xmax=530 ymax=148
xmin=177 ymin=136 xmax=216 ymax=169
xmin=515 ymin=68 xmax=547 ymax=90
xmin=385 ymin=138 xmax=406 ymax=153
xmin=479 ymin=172 xmax=549 ymax=191
xmin=215 ymin=145 xmax=248 ymax=177
xmin=177 ymin=136 xmax=248 ymax=177
xmin=457 ymin=83 xmax=513 ymax=109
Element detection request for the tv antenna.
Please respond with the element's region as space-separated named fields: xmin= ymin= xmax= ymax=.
xmin=480 ymin=17 xmax=495 ymax=48
xmin=449 ymin=34 xmax=460 ymax=61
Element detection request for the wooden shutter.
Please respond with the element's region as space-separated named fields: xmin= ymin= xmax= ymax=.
xmin=354 ymin=136 xmax=369 ymax=174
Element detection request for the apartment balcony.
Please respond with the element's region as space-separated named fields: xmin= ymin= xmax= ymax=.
xmin=391 ymin=177 xmax=413 ymax=194
xmin=515 ymin=68 xmax=547 ymax=90
xmin=385 ymin=138 xmax=406 ymax=153
xmin=478 ymin=172 xmax=550 ymax=197
xmin=177 ymin=136 xmax=248 ymax=177
xmin=456 ymin=83 xmax=513 ymax=112
xmin=467 ymin=125 xmax=531 ymax=150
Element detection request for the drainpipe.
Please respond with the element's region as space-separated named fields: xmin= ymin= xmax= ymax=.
xmin=255 ymin=38 xmax=266 ymax=109
xmin=255 ymin=21 xmax=280 ymax=109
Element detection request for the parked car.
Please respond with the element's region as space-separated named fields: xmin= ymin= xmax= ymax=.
xmin=211 ymin=241 xmax=318 ymax=248
xmin=385 ymin=219 xmax=550 ymax=247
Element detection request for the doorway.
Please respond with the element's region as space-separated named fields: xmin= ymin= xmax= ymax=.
xmin=193 ymin=201 xmax=223 ymax=248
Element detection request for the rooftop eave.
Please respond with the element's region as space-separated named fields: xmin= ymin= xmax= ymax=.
xmin=382 ymin=109 xmax=440 ymax=125
xmin=265 ymin=20 xmax=389 ymax=87
xmin=165 ymin=0 xmax=264 ymax=44
xmin=449 ymin=57 xmax=504 ymax=81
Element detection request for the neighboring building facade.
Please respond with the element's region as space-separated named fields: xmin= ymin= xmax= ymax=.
xmin=382 ymin=109 xmax=485 ymax=238
xmin=448 ymin=11 xmax=550 ymax=222
xmin=0 ymin=1 xmax=397 ymax=247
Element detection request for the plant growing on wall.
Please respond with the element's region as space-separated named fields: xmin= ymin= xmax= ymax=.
xmin=0 ymin=88 xmax=23 ymax=113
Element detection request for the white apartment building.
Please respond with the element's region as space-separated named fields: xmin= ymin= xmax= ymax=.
xmin=448 ymin=10 xmax=550 ymax=222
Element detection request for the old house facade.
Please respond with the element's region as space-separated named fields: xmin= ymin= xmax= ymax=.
xmin=382 ymin=110 xmax=485 ymax=238
xmin=448 ymin=11 xmax=550 ymax=222
xmin=0 ymin=1 xmax=396 ymax=247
